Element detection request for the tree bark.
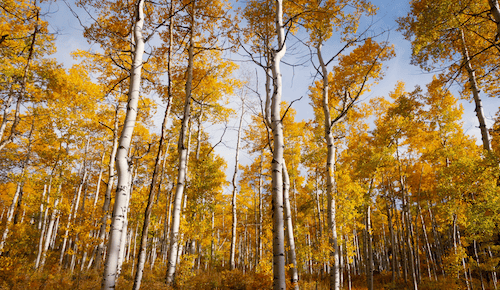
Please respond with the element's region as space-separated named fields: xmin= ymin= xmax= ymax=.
xmin=0 ymin=5 xmax=39 ymax=151
xmin=270 ymin=1 xmax=287 ymax=288
xmin=230 ymin=100 xmax=244 ymax=270
xmin=35 ymin=184 xmax=49 ymax=269
xmin=96 ymin=103 xmax=121 ymax=269
xmin=366 ymin=206 xmax=374 ymax=290
xmin=59 ymin=138 xmax=90 ymax=267
xmin=460 ymin=29 xmax=491 ymax=152
xmin=404 ymin=199 xmax=418 ymax=290
xmin=0 ymin=119 xmax=34 ymax=254
xmin=257 ymin=150 xmax=264 ymax=269
xmin=93 ymin=151 xmax=106 ymax=208
xmin=133 ymin=9 xmax=175 ymax=283
xmin=317 ymin=42 xmax=340 ymax=290
xmin=101 ymin=0 xmax=145 ymax=288
xmin=165 ymin=3 xmax=195 ymax=284
xmin=420 ymin=212 xmax=437 ymax=281
xmin=39 ymin=184 xmax=62 ymax=269
xmin=387 ymin=201 xmax=397 ymax=283
xmin=283 ymin=160 xmax=299 ymax=289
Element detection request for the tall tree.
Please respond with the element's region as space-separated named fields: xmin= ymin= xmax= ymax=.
xmin=230 ymin=98 xmax=245 ymax=270
xmin=101 ymin=0 xmax=145 ymax=288
xmin=398 ymin=0 xmax=500 ymax=152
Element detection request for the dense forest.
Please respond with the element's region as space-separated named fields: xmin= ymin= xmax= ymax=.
xmin=1 ymin=0 xmax=500 ymax=289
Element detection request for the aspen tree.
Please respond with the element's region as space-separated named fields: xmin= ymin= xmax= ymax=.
xmin=317 ymin=43 xmax=341 ymax=290
xmin=101 ymin=0 xmax=145 ymax=288
xmin=269 ymin=0 xmax=287 ymax=287
xmin=283 ymin=160 xmax=299 ymax=289
xmin=0 ymin=0 xmax=49 ymax=151
xmin=165 ymin=0 xmax=236 ymax=281
xmin=95 ymin=104 xmax=121 ymax=269
xmin=0 ymin=119 xmax=34 ymax=254
xmin=230 ymin=100 xmax=245 ymax=270
xmin=59 ymin=137 xmax=91 ymax=267
xmin=399 ymin=0 xmax=500 ymax=152
xmin=459 ymin=29 xmax=491 ymax=152
xmin=132 ymin=1 xmax=176 ymax=286
xmin=166 ymin=2 xmax=195 ymax=283
xmin=365 ymin=205 xmax=373 ymax=290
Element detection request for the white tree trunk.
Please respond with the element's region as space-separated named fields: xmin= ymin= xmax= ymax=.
xmin=230 ymin=100 xmax=244 ymax=270
xmin=317 ymin=43 xmax=340 ymax=290
xmin=160 ymin=4 xmax=175 ymax=262
xmin=101 ymin=0 xmax=145 ymax=288
xmin=59 ymin=139 xmax=90 ymax=266
xmin=0 ymin=121 xmax=34 ymax=254
xmin=0 ymin=184 xmax=22 ymax=254
xmin=460 ymin=29 xmax=491 ymax=152
xmin=116 ymin=210 xmax=129 ymax=279
xmin=96 ymin=103 xmax=120 ymax=269
xmin=133 ymin=30 xmax=174 ymax=285
xmin=40 ymin=194 xmax=61 ymax=269
xmin=93 ymin=151 xmax=106 ymax=208
xmin=366 ymin=206 xmax=374 ymax=290
xmin=283 ymin=160 xmax=299 ymax=289
xmin=270 ymin=1 xmax=286 ymax=288
xmin=0 ymin=9 xmax=38 ymax=152
xmin=166 ymin=6 xmax=195 ymax=284
xmin=35 ymin=184 xmax=49 ymax=269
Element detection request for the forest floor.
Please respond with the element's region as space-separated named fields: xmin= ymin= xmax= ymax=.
xmin=0 ymin=260 xmax=493 ymax=290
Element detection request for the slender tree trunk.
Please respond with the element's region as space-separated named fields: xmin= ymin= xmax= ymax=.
xmin=101 ymin=1 xmax=145 ymax=288
xmin=317 ymin=42 xmax=340 ymax=290
xmin=473 ymin=240 xmax=485 ymax=290
xmin=428 ymin=206 xmax=444 ymax=275
xmin=404 ymin=202 xmax=418 ymax=290
xmin=132 ymin=114 xmax=167 ymax=289
xmin=366 ymin=206 xmax=374 ymax=290
xmin=270 ymin=1 xmax=287 ymax=288
xmin=160 ymin=3 xmax=175 ymax=262
xmin=40 ymin=188 xmax=61 ymax=269
xmin=0 ymin=94 xmax=14 ymax=146
xmin=0 ymin=5 xmax=39 ymax=151
xmin=35 ymin=184 xmax=49 ymax=269
xmin=387 ymin=201 xmax=397 ymax=283
xmin=420 ymin=212 xmax=437 ymax=281
xmin=60 ymin=139 xmax=90 ymax=267
xmin=0 ymin=120 xmax=34 ymax=254
xmin=165 ymin=4 xmax=195 ymax=284
xmin=314 ymin=169 xmax=323 ymax=239
xmin=230 ymin=100 xmax=244 ymax=270
xmin=162 ymin=183 xmax=172 ymax=261
xmin=95 ymin=105 xmax=121 ymax=268
xmin=453 ymin=217 xmax=472 ymax=290
xmin=283 ymin=160 xmax=299 ymax=289
xmin=413 ymin=207 xmax=421 ymax=283
xmin=96 ymin=104 xmax=121 ymax=269
xmin=460 ymin=29 xmax=491 ymax=152
xmin=93 ymin=151 xmax=106 ymax=208
xmin=133 ymin=9 xmax=174 ymax=283
xmin=488 ymin=246 xmax=498 ymax=289
xmin=131 ymin=223 xmax=138 ymax=276
xmin=257 ymin=150 xmax=264 ymax=269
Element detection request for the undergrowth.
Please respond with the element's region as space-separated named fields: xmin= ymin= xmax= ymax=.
xmin=0 ymin=260 xmax=493 ymax=290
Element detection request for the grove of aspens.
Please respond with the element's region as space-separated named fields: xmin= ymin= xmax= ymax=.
xmin=1 ymin=0 xmax=500 ymax=289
